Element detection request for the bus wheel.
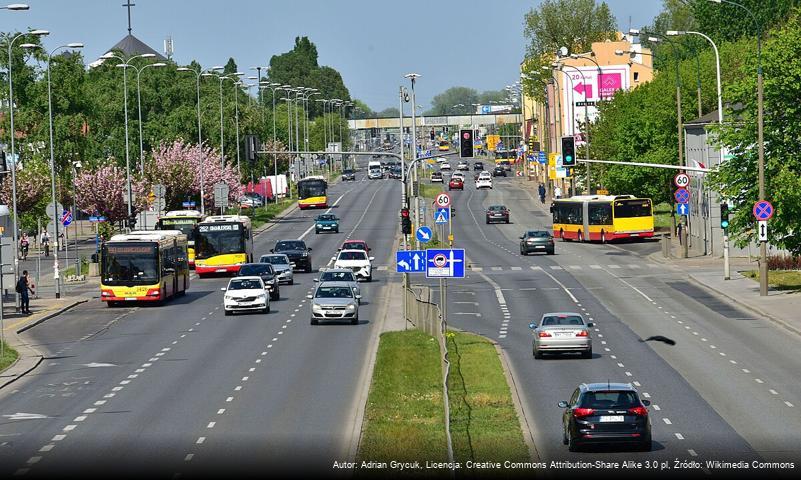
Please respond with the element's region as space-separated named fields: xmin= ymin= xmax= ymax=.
xmin=106 ymin=301 xmax=119 ymax=308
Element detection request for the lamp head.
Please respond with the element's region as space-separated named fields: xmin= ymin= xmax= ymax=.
xmin=139 ymin=53 xmax=156 ymax=59
xmin=66 ymin=43 xmax=84 ymax=49
xmin=666 ymin=30 xmax=684 ymax=36
xmin=648 ymin=36 xmax=661 ymax=43
xmin=6 ymin=4 xmax=30 ymax=10
xmin=151 ymin=62 xmax=167 ymax=68
xmin=211 ymin=65 xmax=224 ymax=71
xmin=30 ymin=29 xmax=49 ymax=36
xmin=20 ymin=43 xmax=40 ymax=49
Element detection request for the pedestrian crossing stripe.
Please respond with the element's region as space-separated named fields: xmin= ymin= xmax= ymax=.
xmin=510 ymin=267 xmax=522 ymax=271
xmin=550 ymin=266 xmax=562 ymax=270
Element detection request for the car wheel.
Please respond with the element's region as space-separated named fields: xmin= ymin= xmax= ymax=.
xmin=485 ymin=216 xmax=490 ymax=224
xmin=106 ymin=301 xmax=119 ymax=308
xmin=351 ymin=316 xmax=358 ymax=325
xmin=582 ymin=348 xmax=592 ymax=359
xmin=315 ymin=230 xmax=319 ymax=235
xmin=366 ymin=274 xmax=372 ymax=282
xmin=264 ymin=305 xmax=270 ymax=314
xmin=520 ymin=247 xmax=526 ymax=255
xmin=310 ymin=317 xmax=318 ymax=325
xmin=547 ymin=249 xmax=555 ymax=255
xmin=288 ymin=279 xmax=294 ymax=285
xmin=533 ymin=348 xmax=542 ymax=359
xmin=271 ymin=290 xmax=279 ymax=301
xmin=639 ymin=436 xmax=653 ymax=451
xmin=224 ymin=310 xmax=232 ymax=316
xmin=567 ymin=433 xmax=581 ymax=452
xmin=335 ymin=228 xmax=339 ymax=233
xmin=505 ymin=218 xmax=509 ymax=224
xmin=305 ymin=263 xmax=312 ymax=273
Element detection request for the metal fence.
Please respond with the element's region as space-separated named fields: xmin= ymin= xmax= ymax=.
xmin=404 ymin=285 xmax=440 ymax=336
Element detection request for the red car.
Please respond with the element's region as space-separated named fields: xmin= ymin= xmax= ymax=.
xmin=340 ymin=240 xmax=371 ymax=252
xmin=448 ymin=177 xmax=464 ymax=191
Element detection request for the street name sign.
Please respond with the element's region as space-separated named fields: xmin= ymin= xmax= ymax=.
xmin=396 ymin=250 xmax=426 ymax=273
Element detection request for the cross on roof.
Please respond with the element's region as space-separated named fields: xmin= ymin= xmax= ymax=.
xmin=123 ymin=1 xmax=135 ymax=35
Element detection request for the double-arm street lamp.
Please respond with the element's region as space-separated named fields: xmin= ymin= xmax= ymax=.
xmin=133 ymin=62 xmax=166 ymax=174
xmin=47 ymin=42 xmax=83 ymax=299
xmin=202 ymin=70 xmax=244 ymax=169
xmin=177 ymin=65 xmax=223 ymax=215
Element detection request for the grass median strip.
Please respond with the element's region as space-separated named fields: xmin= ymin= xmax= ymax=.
xmin=357 ymin=330 xmax=529 ymax=472
xmin=0 ymin=341 xmax=19 ymax=373
xmin=237 ymin=198 xmax=295 ymax=229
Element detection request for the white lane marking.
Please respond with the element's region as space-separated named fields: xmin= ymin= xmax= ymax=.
xmin=207 ymin=422 xmax=215 ymax=429
xmin=608 ymin=264 xmax=621 ymax=269
xmin=633 ymin=381 xmax=641 ymax=387
xmin=755 ymin=378 xmax=764 ymax=384
xmin=730 ymin=360 xmax=737 ymax=364
xmin=675 ymin=433 xmax=685 ymax=440
xmin=617 ymin=363 xmax=625 ymax=368
xmin=184 ymin=454 xmax=194 ymax=462
xmin=589 ymin=265 xmax=602 ymax=269
xmin=94 ymin=400 xmax=107 ymax=406
xmin=491 ymin=267 xmax=503 ymax=271
xmin=196 ymin=437 xmax=205 ymax=444
xmin=63 ymin=425 xmax=76 ymax=432
xmin=83 ymin=408 xmax=96 ymax=414
xmin=511 ymin=266 xmax=522 ymax=271
xmin=642 ymin=392 xmax=650 ymax=398
xmin=530 ymin=266 xmax=542 ymax=271
xmin=549 ymin=266 xmax=562 ymax=270
xmin=769 ymin=389 xmax=779 ymax=395
xmin=688 ymin=449 xmax=698 ymax=456
xmin=14 ymin=468 xmax=30 ymax=476
xmin=663 ymin=418 xmax=672 ymax=425
xmin=785 ymin=401 xmax=794 ymax=407
xmin=226 ymin=397 xmax=234 ymax=402
xmin=39 ymin=445 xmax=54 ymax=453
xmin=742 ymin=369 xmax=750 ymax=373
xmin=51 ymin=435 xmax=66 ymax=442
xmin=625 ymin=371 xmax=632 ymax=376
xmin=653 ymin=405 xmax=661 ymax=411
xmin=26 ymin=457 xmax=41 ymax=465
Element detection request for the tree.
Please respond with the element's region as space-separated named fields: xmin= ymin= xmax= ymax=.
xmin=74 ymin=163 xmax=137 ymax=222
xmin=0 ymin=159 xmax=49 ymax=230
xmin=351 ymin=99 xmax=374 ymax=119
xmin=426 ymin=87 xmax=479 ymax=115
xmin=376 ymin=107 xmax=400 ymax=118
xmin=522 ymin=0 xmax=617 ymax=99
xmin=709 ymin=10 xmax=801 ymax=254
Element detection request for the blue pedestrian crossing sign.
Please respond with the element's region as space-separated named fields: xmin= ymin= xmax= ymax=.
xmin=425 ymin=249 xmax=465 ymax=278
xmin=416 ymin=226 xmax=433 ymax=243
xmin=396 ymin=250 xmax=426 ymax=273
xmin=434 ymin=208 xmax=450 ymax=224
xmin=676 ymin=203 xmax=691 ymax=216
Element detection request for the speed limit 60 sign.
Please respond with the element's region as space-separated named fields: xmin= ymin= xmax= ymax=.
xmin=674 ymin=173 xmax=690 ymax=188
xmin=435 ymin=192 xmax=451 ymax=208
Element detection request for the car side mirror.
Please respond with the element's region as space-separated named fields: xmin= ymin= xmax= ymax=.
xmin=558 ymin=401 xmax=569 ymax=408
xmin=369 ymin=256 xmax=375 ymax=261
xmin=307 ymin=247 xmax=313 ymax=251
xmin=220 ymin=287 xmax=227 ymax=291
xmin=313 ymin=278 xmax=320 ymax=282
xmin=528 ymin=322 xmax=537 ymax=329
xmin=642 ymin=400 xmax=651 ymax=407
xmin=587 ymin=322 xmax=594 ymax=328
xmin=269 ymin=249 xmax=274 ymax=253
xmin=355 ymin=295 xmax=362 ymax=299
xmin=306 ymin=294 xmax=313 ymax=299
xmin=519 ymin=236 xmax=524 ymax=239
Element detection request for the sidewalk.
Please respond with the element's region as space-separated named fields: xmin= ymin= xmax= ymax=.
xmin=649 ymin=241 xmax=801 ymax=336
xmin=1 ymin=294 xmax=90 ymax=387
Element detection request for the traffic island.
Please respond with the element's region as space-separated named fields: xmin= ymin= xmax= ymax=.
xmin=0 ymin=341 xmax=19 ymax=373
xmin=356 ymin=330 xmax=529 ymax=476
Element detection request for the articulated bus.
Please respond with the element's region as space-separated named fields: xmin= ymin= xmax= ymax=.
xmin=297 ymin=176 xmax=328 ymax=209
xmin=100 ymin=230 xmax=189 ymax=306
xmin=193 ymin=215 xmax=253 ymax=276
xmin=156 ymin=210 xmax=203 ymax=268
xmin=552 ymin=195 xmax=654 ymax=243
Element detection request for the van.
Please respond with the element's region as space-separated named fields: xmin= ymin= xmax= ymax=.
xmin=367 ymin=161 xmax=383 ymax=179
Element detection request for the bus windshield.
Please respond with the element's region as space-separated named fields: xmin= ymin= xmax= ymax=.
xmin=298 ymin=180 xmax=327 ymax=200
xmin=157 ymin=218 xmax=197 ymax=241
xmin=614 ymin=199 xmax=652 ymax=218
xmin=102 ymin=243 xmax=159 ymax=285
xmin=195 ymin=224 xmax=245 ymax=259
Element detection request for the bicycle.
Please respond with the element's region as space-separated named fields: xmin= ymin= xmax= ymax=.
xmin=43 ymin=242 xmax=50 ymax=257
xmin=19 ymin=243 xmax=29 ymax=261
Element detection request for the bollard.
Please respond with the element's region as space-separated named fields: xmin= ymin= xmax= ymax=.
xmin=662 ymin=235 xmax=670 ymax=258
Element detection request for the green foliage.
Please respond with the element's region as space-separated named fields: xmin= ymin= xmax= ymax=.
xmin=708 ymin=10 xmax=801 ymax=254
xmin=425 ymin=87 xmax=511 ymax=116
xmin=691 ymin=0 xmax=800 ymax=43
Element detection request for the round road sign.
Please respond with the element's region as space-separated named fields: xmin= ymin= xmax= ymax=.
xmin=753 ymin=200 xmax=774 ymax=220
xmin=674 ymin=187 xmax=690 ymax=204
xmin=432 ymin=253 xmax=447 ymax=268
xmin=435 ymin=192 xmax=451 ymax=208
xmin=674 ymin=173 xmax=690 ymax=188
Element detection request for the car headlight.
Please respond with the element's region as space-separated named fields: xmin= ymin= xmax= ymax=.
xmin=302 ymin=252 xmax=308 ymax=257
xmin=258 ymin=293 xmax=267 ymax=299
xmin=225 ymin=295 xmax=234 ymax=300
xmin=312 ymin=304 xmax=324 ymax=312
xmin=346 ymin=304 xmax=356 ymax=311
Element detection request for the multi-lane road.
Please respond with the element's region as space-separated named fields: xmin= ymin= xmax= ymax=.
xmin=1 ymin=162 xmax=800 ymax=476
xmin=0 ymin=172 xmax=400 ymax=477
xmin=422 ymin=169 xmax=801 ymax=471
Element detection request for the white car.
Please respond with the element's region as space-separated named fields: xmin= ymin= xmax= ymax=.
xmin=333 ymin=249 xmax=375 ymax=282
xmin=222 ymin=276 xmax=270 ymax=315
xmin=436 ymin=157 xmax=447 ymax=163
xmin=457 ymin=161 xmax=469 ymax=171
xmin=476 ymin=176 xmax=493 ymax=189
xmin=440 ymin=163 xmax=451 ymax=171
xmin=451 ymin=171 xmax=465 ymax=181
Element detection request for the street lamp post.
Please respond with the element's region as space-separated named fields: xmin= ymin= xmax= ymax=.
xmin=559 ymin=63 xmax=589 ymax=195
xmin=134 ymin=62 xmax=166 ymax=174
xmin=46 ymin=42 xmax=83 ymax=299
xmin=552 ymin=67 xmax=576 ymax=197
xmin=404 ymin=73 xmax=421 ymax=250
xmin=569 ymin=53 xmax=605 ymax=192
xmin=8 ymin=29 xmax=48 ymax=312
xmin=261 ymin=82 xmax=286 ymax=201
xmin=707 ymin=0 xmax=766 ymax=294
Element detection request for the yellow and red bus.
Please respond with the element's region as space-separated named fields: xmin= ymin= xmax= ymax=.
xmin=552 ymin=195 xmax=654 ymax=242
xmin=156 ymin=210 xmax=203 ymax=268
xmin=297 ymin=176 xmax=328 ymax=209
xmin=100 ymin=230 xmax=189 ymax=306
xmin=193 ymin=215 xmax=253 ymax=276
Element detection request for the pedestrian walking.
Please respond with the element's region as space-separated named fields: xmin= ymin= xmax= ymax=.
xmin=538 ymin=183 xmax=546 ymax=203
xmin=677 ymin=222 xmax=684 ymax=245
xmin=553 ymin=185 xmax=562 ymax=199
xmin=16 ymin=270 xmax=35 ymax=314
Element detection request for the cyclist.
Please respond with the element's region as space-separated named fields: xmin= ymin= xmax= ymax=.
xmin=41 ymin=230 xmax=51 ymax=257
xmin=19 ymin=233 xmax=30 ymax=260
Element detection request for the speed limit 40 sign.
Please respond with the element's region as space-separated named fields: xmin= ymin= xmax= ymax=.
xmin=674 ymin=173 xmax=690 ymax=188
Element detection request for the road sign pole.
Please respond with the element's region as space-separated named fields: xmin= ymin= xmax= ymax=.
xmin=723 ymin=232 xmax=730 ymax=280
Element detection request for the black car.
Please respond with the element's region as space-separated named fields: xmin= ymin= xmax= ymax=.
xmin=271 ymin=239 xmax=313 ymax=273
xmin=486 ymin=205 xmax=510 ymax=224
xmin=342 ymin=169 xmax=356 ymax=181
xmin=473 ymin=162 xmax=484 ymax=171
xmin=520 ymin=230 xmax=554 ymax=255
xmin=237 ymin=263 xmax=280 ymax=300
xmin=559 ymin=383 xmax=652 ymax=452
xmin=492 ymin=166 xmax=506 ymax=177
xmin=389 ymin=166 xmax=402 ymax=179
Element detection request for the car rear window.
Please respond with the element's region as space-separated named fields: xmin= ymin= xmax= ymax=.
xmin=342 ymin=242 xmax=366 ymax=250
xmin=541 ymin=315 xmax=584 ymax=326
xmin=315 ymin=286 xmax=354 ymax=298
xmin=528 ymin=231 xmax=550 ymax=237
xmin=579 ymin=391 xmax=640 ymax=409
xmin=275 ymin=241 xmax=305 ymax=251
xmin=489 ymin=206 xmax=506 ymax=211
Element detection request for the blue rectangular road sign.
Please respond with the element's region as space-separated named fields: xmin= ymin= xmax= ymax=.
xmin=676 ymin=203 xmax=691 ymax=216
xmin=425 ymin=249 xmax=465 ymax=278
xmin=396 ymin=250 xmax=426 ymax=273
xmin=434 ymin=208 xmax=450 ymax=224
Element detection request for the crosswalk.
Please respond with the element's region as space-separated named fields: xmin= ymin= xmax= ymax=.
xmin=376 ymin=263 xmax=659 ymax=272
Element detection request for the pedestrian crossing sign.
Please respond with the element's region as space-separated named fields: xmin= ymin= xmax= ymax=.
xmin=434 ymin=208 xmax=450 ymax=224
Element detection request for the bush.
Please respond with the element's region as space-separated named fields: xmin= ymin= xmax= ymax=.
xmin=767 ymin=255 xmax=801 ymax=271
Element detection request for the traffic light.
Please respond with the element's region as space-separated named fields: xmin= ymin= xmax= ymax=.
xmin=561 ymin=136 xmax=576 ymax=167
xmin=459 ymin=129 xmax=474 ymax=158
xmin=720 ymin=203 xmax=730 ymax=230
xmin=401 ymin=207 xmax=411 ymax=235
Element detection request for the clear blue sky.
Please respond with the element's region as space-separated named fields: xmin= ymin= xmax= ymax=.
xmin=14 ymin=0 xmax=661 ymax=111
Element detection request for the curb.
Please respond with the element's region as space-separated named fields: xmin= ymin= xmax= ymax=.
xmin=0 ymin=351 xmax=44 ymax=390
xmin=16 ymin=298 xmax=89 ymax=334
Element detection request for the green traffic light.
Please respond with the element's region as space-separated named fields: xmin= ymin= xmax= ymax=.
xmin=721 ymin=220 xmax=729 ymax=229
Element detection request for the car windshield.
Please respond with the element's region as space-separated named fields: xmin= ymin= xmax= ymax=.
xmin=239 ymin=264 xmax=273 ymax=276
xmin=541 ymin=315 xmax=584 ymax=326
xmin=338 ymin=251 xmax=367 ymax=261
xmin=228 ymin=279 xmax=262 ymax=290
xmin=317 ymin=215 xmax=336 ymax=221
xmin=261 ymin=255 xmax=288 ymax=265
xmin=315 ymin=286 xmax=354 ymax=298
xmin=275 ymin=241 xmax=306 ymax=251
xmin=579 ymin=391 xmax=640 ymax=409
xmin=321 ymin=271 xmax=356 ymax=282
xmin=527 ymin=231 xmax=550 ymax=238
xmin=343 ymin=170 xmax=353 ymax=174
xmin=342 ymin=242 xmax=366 ymax=250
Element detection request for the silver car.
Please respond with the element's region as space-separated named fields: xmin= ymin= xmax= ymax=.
xmin=529 ymin=312 xmax=594 ymax=359
xmin=315 ymin=268 xmax=361 ymax=303
xmin=259 ymin=254 xmax=294 ymax=285
xmin=307 ymin=281 xmax=361 ymax=325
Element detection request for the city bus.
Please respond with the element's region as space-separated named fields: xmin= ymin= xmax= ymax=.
xmin=297 ymin=175 xmax=328 ymax=209
xmin=156 ymin=210 xmax=203 ymax=268
xmin=100 ymin=230 xmax=189 ymax=307
xmin=193 ymin=215 xmax=253 ymax=276
xmin=438 ymin=140 xmax=450 ymax=151
xmin=552 ymin=195 xmax=654 ymax=243
xmin=494 ymin=150 xmax=514 ymax=170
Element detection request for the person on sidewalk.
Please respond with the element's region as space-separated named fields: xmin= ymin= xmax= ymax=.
xmin=677 ymin=222 xmax=684 ymax=245
xmin=538 ymin=183 xmax=546 ymax=203
xmin=16 ymin=270 xmax=35 ymax=314
xmin=553 ymin=185 xmax=562 ymax=199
